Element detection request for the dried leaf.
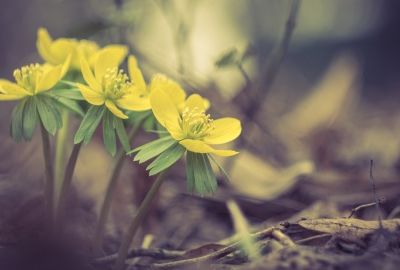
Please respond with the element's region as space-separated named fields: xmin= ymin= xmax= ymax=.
xmin=181 ymin=243 xmax=226 ymax=260
xmin=298 ymin=218 xmax=400 ymax=243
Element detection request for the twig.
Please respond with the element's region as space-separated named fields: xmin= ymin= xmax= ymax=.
xmin=347 ymin=199 xmax=385 ymax=219
xmin=369 ymin=160 xmax=383 ymax=227
xmin=271 ymin=230 xmax=295 ymax=247
xmin=244 ymin=0 xmax=301 ymax=120
xmin=151 ymin=226 xmax=279 ymax=270
xmin=93 ymin=248 xmax=185 ymax=266
xmin=295 ymin=233 xmax=331 ymax=244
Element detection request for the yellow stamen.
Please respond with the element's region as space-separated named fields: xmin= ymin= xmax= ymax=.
xmin=102 ymin=68 xmax=131 ymax=100
xmin=13 ymin=63 xmax=43 ymax=93
xmin=180 ymin=107 xmax=215 ymax=140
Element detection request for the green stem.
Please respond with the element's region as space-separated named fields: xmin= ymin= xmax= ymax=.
xmin=55 ymin=142 xmax=82 ymax=229
xmin=54 ymin=109 xmax=70 ymax=218
xmin=114 ymin=167 xmax=171 ymax=270
xmin=92 ymin=121 xmax=144 ymax=258
xmin=40 ymin=121 xmax=54 ymax=230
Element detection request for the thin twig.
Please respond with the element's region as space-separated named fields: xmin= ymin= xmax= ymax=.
xmin=237 ymin=63 xmax=252 ymax=87
xmin=369 ymin=160 xmax=383 ymax=227
xmin=93 ymin=248 xmax=185 ymax=266
xmin=347 ymin=199 xmax=385 ymax=219
xmin=151 ymin=226 xmax=279 ymax=270
xmin=295 ymin=233 xmax=331 ymax=244
xmin=244 ymin=0 xmax=301 ymax=120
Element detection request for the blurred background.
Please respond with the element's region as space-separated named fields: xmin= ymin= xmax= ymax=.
xmin=1 ymin=0 xmax=400 ymax=255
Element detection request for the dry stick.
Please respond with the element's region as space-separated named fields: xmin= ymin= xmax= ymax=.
xmin=151 ymin=226 xmax=280 ymax=270
xmin=92 ymin=122 xmax=144 ymax=258
xmin=93 ymin=248 xmax=185 ymax=266
xmin=369 ymin=160 xmax=383 ymax=228
xmin=40 ymin=121 xmax=54 ymax=230
xmin=295 ymin=233 xmax=331 ymax=244
xmin=244 ymin=0 xmax=301 ymax=121
xmin=347 ymin=200 xmax=385 ymax=219
xmin=55 ymin=142 xmax=82 ymax=229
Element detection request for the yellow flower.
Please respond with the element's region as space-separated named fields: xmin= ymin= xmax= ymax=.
xmin=150 ymin=89 xmax=241 ymax=156
xmin=36 ymin=28 xmax=127 ymax=70
xmin=77 ymin=53 xmax=143 ymax=119
xmin=128 ymin=55 xmax=209 ymax=112
xmin=0 ymin=59 xmax=70 ymax=101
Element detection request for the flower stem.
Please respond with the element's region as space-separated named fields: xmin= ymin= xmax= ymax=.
xmin=40 ymin=121 xmax=54 ymax=231
xmin=55 ymin=142 xmax=82 ymax=229
xmin=114 ymin=167 xmax=171 ymax=270
xmin=92 ymin=120 xmax=145 ymax=258
xmin=54 ymin=109 xmax=69 ymax=218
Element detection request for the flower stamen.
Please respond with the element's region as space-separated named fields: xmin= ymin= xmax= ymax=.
xmin=13 ymin=64 xmax=42 ymax=93
xmin=180 ymin=107 xmax=215 ymax=140
xmin=102 ymin=68 xmax=131 ymax=100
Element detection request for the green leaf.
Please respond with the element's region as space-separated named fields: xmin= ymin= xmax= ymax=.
xmin=133 ymin=136 xmax=176 ymax=163
xmin=191 ymin=153 xmax=217 ymax=196
xmin=52 ymin=88 xmax=84 ymax=100
xmin=114 ymin=116 xmax=131 ymax=153
xmin=214 ymin=48 xmax=239 ymax=68
xmin=147 ymin=142 xmax=186 ymax=176
xmin=186 ymin=151 xmax=196 ymax=194
xmin=59 ymin=80 xmax=78 ymax=88
xmin=37 ymin=95 xmax=63 ymax=135
xmin=53 ymin=96 xmax=84 ymax=117
xmin=22 ymin=96 xmax=38 ymax=141
xmin=129 ymin=135 xmax=174 ymax=153
xmin=143 ymin=116 xmax=155 ymax=132
xmin=208 ymin=154 xmax=231 ymax=181
xmin=103 ymin=110 xmax=116 ymax=156
xmin=74 ymin=105 xmax=105 ymax=145
xmin=125 ymin=110 xmax=152 ymax=126
xmin=10 ymin=98 xmax=28 ymax=142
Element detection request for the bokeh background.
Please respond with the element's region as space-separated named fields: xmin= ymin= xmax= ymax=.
xmin=2 ymin=0 xmax=400 ymax=259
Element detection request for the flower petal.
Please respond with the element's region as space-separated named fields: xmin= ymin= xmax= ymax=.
xmin=128 ymin=55 xmax=147 ymax=95
xmin=0 ymin=80 xmax=30 ymax=95
xmin=105 ymin=99 xmax=128 ymax=119
xmin=77 ymin=83 xmax=105 ymax=105
xmin=150 ymin=89 xmax=181 ymax=130
xmin=95 ymin=48 xmax=124 ymax=81
xmin=115 ymin=91 xmax=151 ymax=111
xmin=150 ymin=74 xmax=186 ymax=108
xmin=51 ymin=38 xmax=77 ymax=65
xmin=81 ymin=58 xmax=102 ymax=92
xmin=88 ymin=45 xmax=127 ymax=68
xmin=185 ymin=94 xmax=207 ymax=111
xmin=36 ymin=64 xmax=63 ymax=93
xmin=36 ymin=28 xmax=59 ymax=65
xmin=203 ymin=118 xmax=241 ymax=145
xmin=179 ymin=139 xmax=238 ymax=156
xmin=60 ymin=54 xmax=71 ymax=78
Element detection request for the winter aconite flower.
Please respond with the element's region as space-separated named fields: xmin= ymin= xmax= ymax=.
xmin=0 ymin=58 xmax=70 ymax=141
xmin=37 ymin=28 xmax=128 ymax=71
xmin=76 ymin=52 xmax=138 ymax=119
xmin=132 ymin=88 xmax=241 ymax=196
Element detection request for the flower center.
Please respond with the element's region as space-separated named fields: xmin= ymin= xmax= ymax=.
xmin=180 ymin=107 xmax=214 ymax=140
xmin=102 ymin=68 xmax=131 ymax=100
xmin=13 ymin=63 xmax=43 ymax=93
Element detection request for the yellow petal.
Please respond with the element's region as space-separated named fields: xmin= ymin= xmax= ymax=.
xmin=115 ymin=91 xmax=151 ymax=111
xmin=81 ymin=58 xmax=102 ymax=92
xmin=36 ymin=64 xmax=63 ymax=93
xmin=95 ymin=48 xmax=125 ymax=81
xmin=128 ymin=55 xmax=147 ymax=94
xmin=51 ymin=38 xmax=77 ymax=65
xmin=0 ymin=80 xmax=32 ymax=99
xmin=203 ymin=118 xmax=241 ymax=145
xmin=179 ymin=139 xmax=238 ymax=156
xmin=36 ymin=28 xmax=59 ymax=65
xmin=105 ymin=99 xmax=128 ymax=119
xmin=150 ymin=74 xmax=186 ymax=108
xmin=185 ymin=94 xmax=207 ymax=111
xmin=60 ymin=54 xmax=71 ymax=78
xmin=150 ymin=89 xmax=181 ymax=130
xmin=77 ymin=83 xmax=105 ymax=105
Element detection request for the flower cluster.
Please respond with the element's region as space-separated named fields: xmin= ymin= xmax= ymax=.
xmin=0 ymin=27 xmax=241 ymax=196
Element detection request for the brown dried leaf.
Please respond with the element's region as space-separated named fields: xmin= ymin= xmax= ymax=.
xmin=298 ymin=218 xmax=400 ymax=243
